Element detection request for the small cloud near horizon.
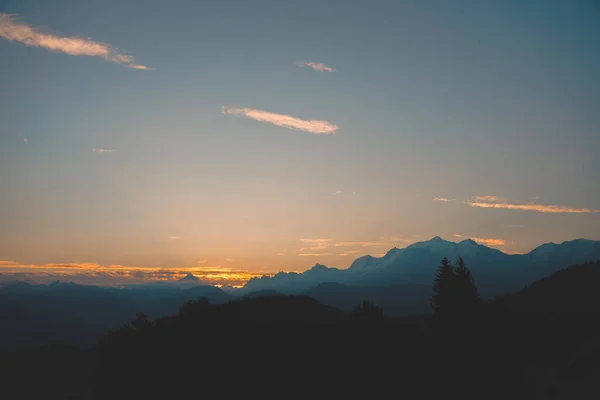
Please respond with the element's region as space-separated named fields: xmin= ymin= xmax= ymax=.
xmin=0 ymin=14 xmax=151 ymax=70
xmin=470 ymin=237 xmax=507 ymax=246
xmin=337 ymin=250 xmax=363 ymax=256
xmin=92 ymin=148 xmax=116 ymax=153
xmin=297 ymin=237 xmax=410 ymax=257
xmin=453 ymin=233 xmax=506 ymax=247
xmin=222 ymin=106 xmax=338 ymax=135
xmin=433 ymin=197 xmax=455 ymax=202
xmin=294 ymin=61 xmax=337 ymax=72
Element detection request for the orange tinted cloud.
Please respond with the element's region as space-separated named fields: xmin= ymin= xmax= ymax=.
xmin=435 ymin=194 xmax=599 ymax=214
xmin=473 ymin=195 xmax=507 ymax=202
xmin=470 ymin=237 xmax=507 ymax=246
xmin=337 ymin=250 xmax=363 ymax=256
xmin=464 ymin=201 xmax=598 ymax=214
xmin=222 ymin=106 xmax=339 ymax=135
xmin=0 ymin=14 xmax=151 ymax=70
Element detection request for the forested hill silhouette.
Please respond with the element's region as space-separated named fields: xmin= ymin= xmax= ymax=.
xmin=499 ymin=260 xmax=600 ymax=314
xmin=240 ymin=237 xmax=600 ymax=297
xmin=3 ymin=258 xmax=600 ymax=398
xmin=0 ymin=282 xmax=234 ymax=347
xmin=85 ymin=258 xmax=600 ymax=399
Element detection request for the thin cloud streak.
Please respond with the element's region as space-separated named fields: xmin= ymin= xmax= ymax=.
xmin=296 ymin=237 xmax=413 ymax=257
xmin=294 ymin=61 xmax=337 ymax=72
xmin=470 ymin=237 xmax=507 ymax=246
xmin=337 ymin=250 xmax=363 ymax=256
xmin=435 ymin=194 xmax=599 ymax=214
xmin=474 ymin=195 xmax=507 ymax=202
xmin=167 ymin=236 xmax=185 ymax=240
xmin=92 ymin=148 xmax=116 ymax=153
xmin=222 ymin=106 xmax=338 ymax=135
xmin=0 ymin=14 xmax=151 ymax=70
xmin=464 ymin=201 xmax=599 ymax=214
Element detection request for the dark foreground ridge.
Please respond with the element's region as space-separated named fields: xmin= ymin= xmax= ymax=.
xmin=2 ymin=260 xmax=600 ymax=399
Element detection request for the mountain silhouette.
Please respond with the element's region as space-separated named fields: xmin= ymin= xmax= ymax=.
xmin=241 ymin=237 xmax=600 ymax=298
xmin=178 ymin=273 xmax=200 ymax=282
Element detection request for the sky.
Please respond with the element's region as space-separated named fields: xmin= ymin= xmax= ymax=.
xmin=1 ymin=0 xmax=599 ymax=286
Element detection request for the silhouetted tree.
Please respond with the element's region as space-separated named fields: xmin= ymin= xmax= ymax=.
xmin=430 ymin=257 xmax=455 ymax=315
xmin=352 ymin=300 xmax=385 ymax=323
xmin=431 ymin=257 xmax=481 ymax=318
xmin=453 ymin=257 xmax=482 ymax=313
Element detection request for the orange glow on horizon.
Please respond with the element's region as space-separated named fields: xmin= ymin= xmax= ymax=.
xmin=0 ymin=261 xmax=272 ymax=287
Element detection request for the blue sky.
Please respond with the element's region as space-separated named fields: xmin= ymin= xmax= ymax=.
xmin=1 ymin=0 xmax=599 ymax=284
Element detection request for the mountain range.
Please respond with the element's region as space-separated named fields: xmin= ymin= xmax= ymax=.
xmin=2 ymin=236 xmax=599 ymax=347
xmin=239 ymin=237 xmax=600 ymax=298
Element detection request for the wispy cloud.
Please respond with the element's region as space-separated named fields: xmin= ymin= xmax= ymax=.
xmin=380 ymin=235 xmax=415 ymax=243
xmin=225 ymin=258 xmax=233 ymax=262
xmin=470 ymin=237 xmax=507 ymax=246
xmin=197 ymin=260 xmax=208 ymax=264
xmin=294 ymin=61 xmax=337 ymax=73
xmin=331 ymin=241 xmax=387 ymax=248
xmin=473 ymin=195 xmax=507 ymax=202
xmin=222 ymin=106 xmax=338 ymax=135
xmin=23 ymin=138 xmax=28 ymax=143
xmin=167 ymin=236 xmax=184 ymax=240
xmin=453 ymin=234 xmax=506 ymax=247
xmin=333 ymin=190 xmax=360 ymax=196
xmin=464 ymin=196 xmax=599 ymax=214
xmin=276 ymin=249 xmax=287 ymax=256
xmin=299 ymin=238 xmax=331 ymax=244
xmin=337 ymin=250 xmax=363 ymax=257
xmin=297 ymin=237 xmax=414 ymax=257
xmin=435 ymin=194 xmax=599 ymax=214
xmin=0 ymin=14 xmax=151 ymax=70
xmin=92 ymin=148 xmax=116 ymax=153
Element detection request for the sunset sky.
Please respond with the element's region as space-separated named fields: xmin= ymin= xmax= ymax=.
xmin=1 ymin=0 xmax=599 ymax=286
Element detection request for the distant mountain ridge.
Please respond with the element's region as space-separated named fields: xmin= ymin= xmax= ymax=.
xmin=240 ymin=237 xmax=600 ymax=298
